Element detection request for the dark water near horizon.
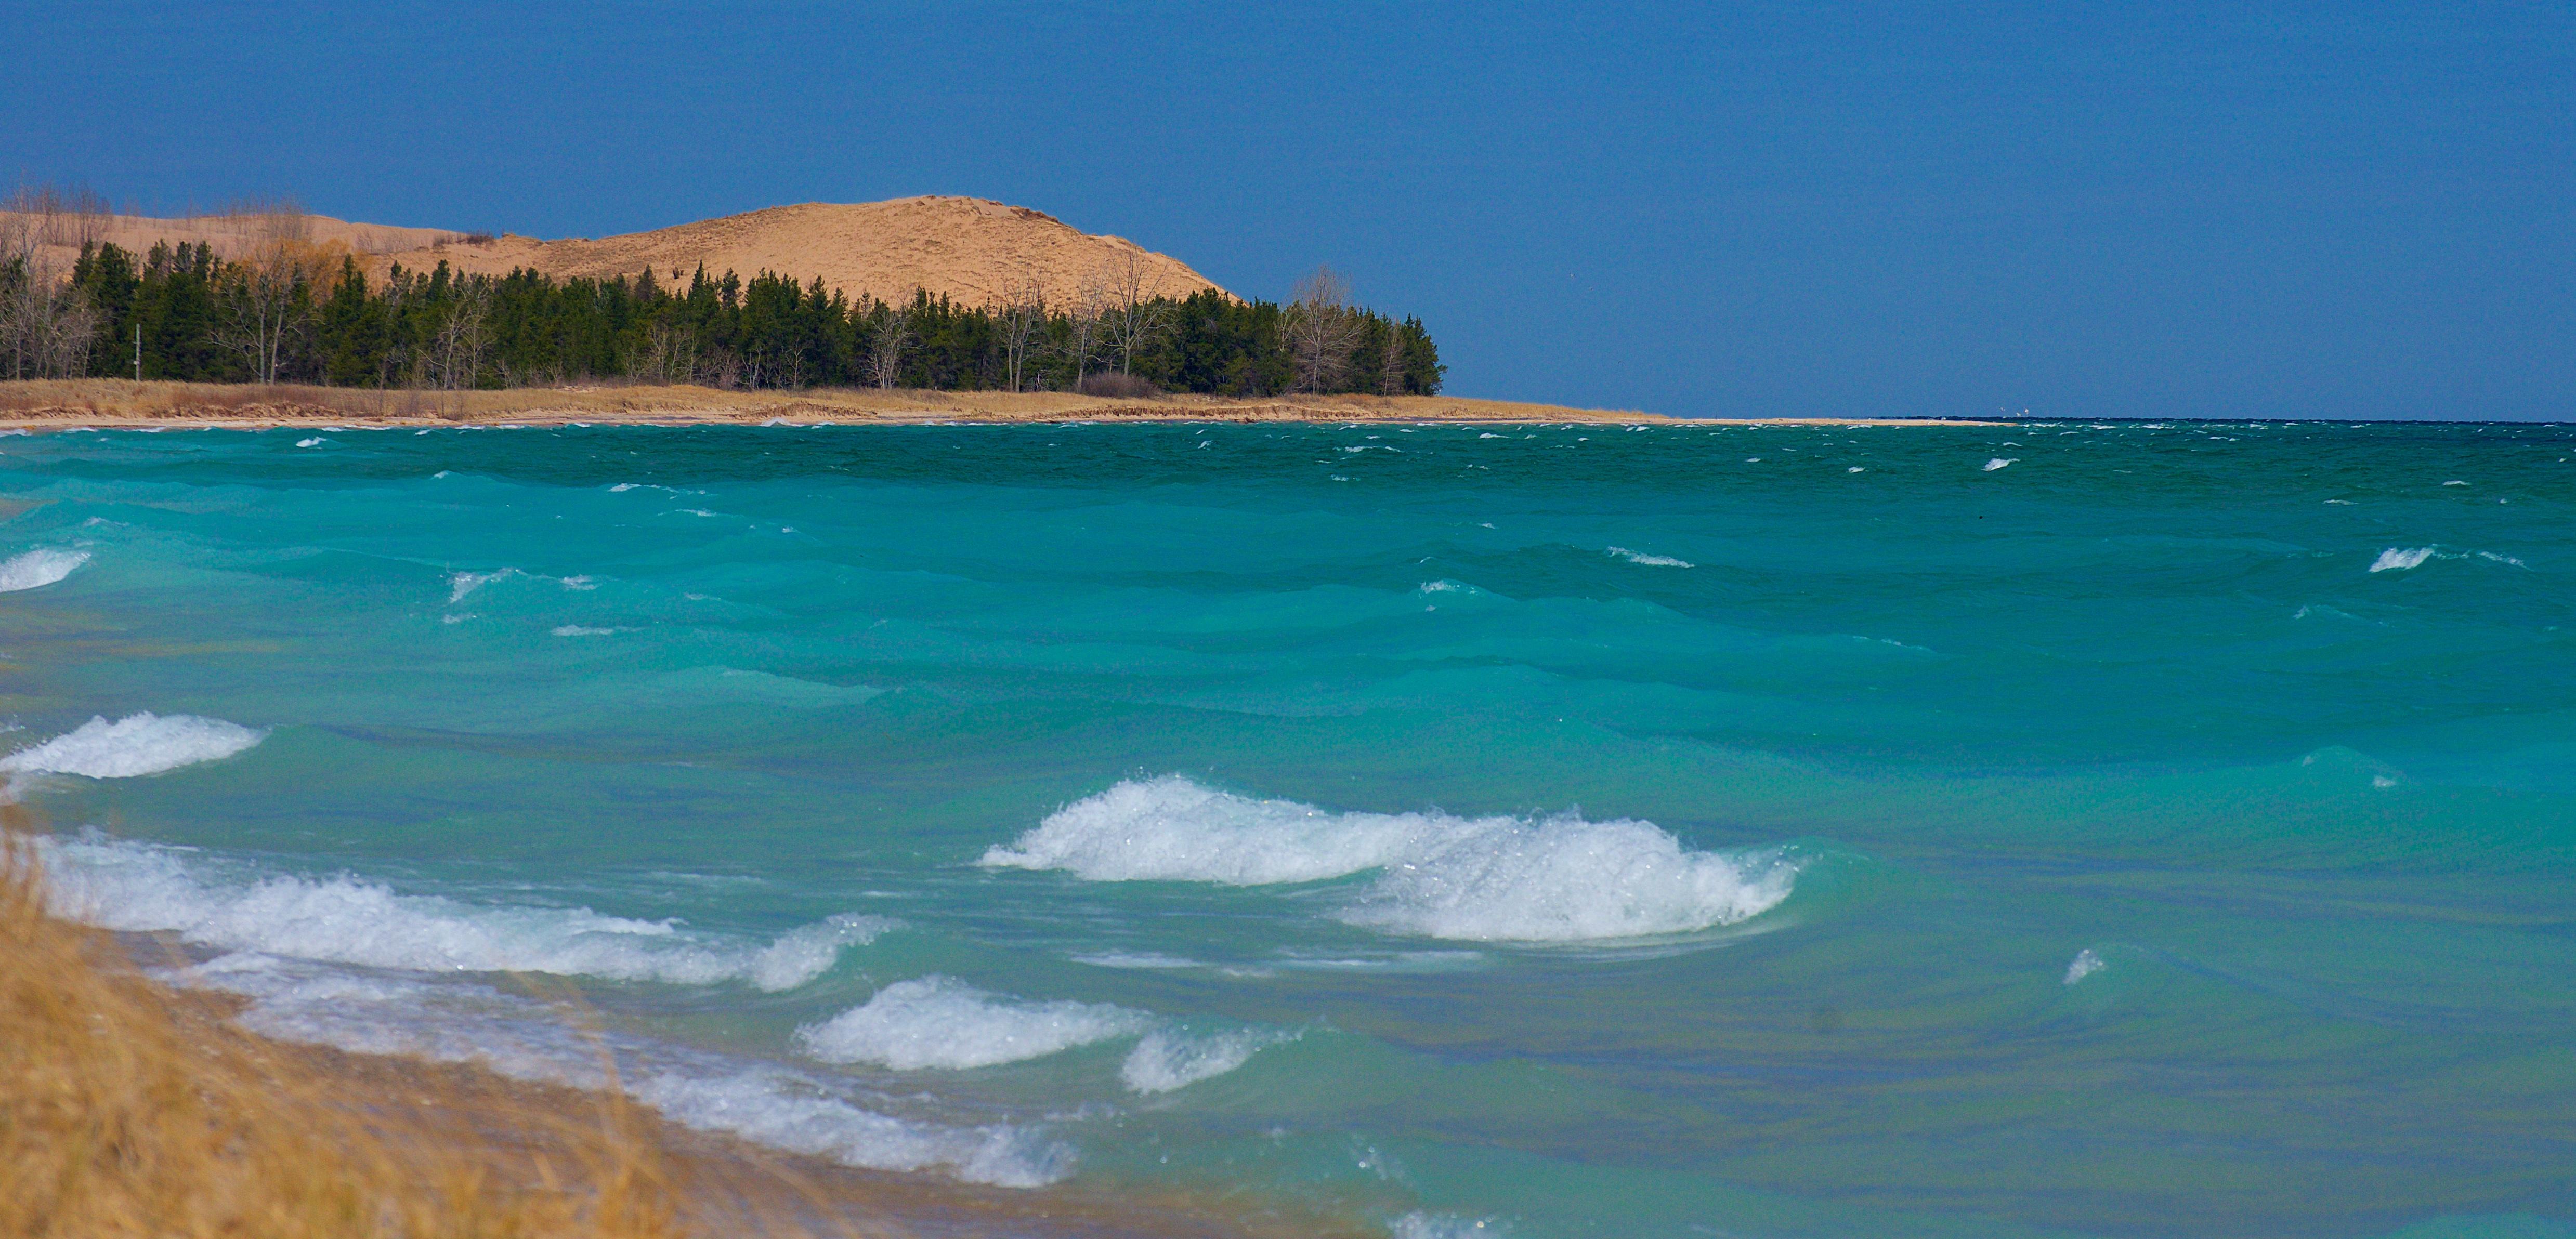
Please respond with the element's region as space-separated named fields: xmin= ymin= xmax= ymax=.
xmin=2 ymin=418 xmax=2571 ymax=1239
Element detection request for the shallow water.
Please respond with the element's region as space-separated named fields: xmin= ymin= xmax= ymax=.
xmin=2 ymin=419 xmax=2571 ymax=1238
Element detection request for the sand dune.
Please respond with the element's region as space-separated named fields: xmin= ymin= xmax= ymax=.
xmin=9 ymin=196 xmax=1229 ymax=311
xmin=376 ymin=197 xmax=1230 ymax=309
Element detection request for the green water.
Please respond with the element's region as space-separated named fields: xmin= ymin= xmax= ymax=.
xmin=1 ymin=419 xmax=2569 ymax=1238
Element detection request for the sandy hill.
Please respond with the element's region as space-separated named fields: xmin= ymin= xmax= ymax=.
xmin=8 ymin=196 xmax=1228 ymax=310
xmin=5 ymin=209 xmax=459 ymax=268
xmin=375 ymin=197 xmax=1229 ymax=309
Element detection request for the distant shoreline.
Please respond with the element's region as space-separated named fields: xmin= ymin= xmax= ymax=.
xmin=0 ymin=379 xmax=2000 ymax=429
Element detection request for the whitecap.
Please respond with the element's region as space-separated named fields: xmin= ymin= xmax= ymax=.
xmin=0 ymin=547 xmax=89 ymax=592
xmin=2369 ymin=547 xmax=2435 ymax=573
xmin=1394 ymin=1211 xmax=1511 ymax=1238
xmin=1070 ymin=951 xmax=1200 ymax=970
xmin=1607 ymin=546 xmax=1693 ymax=568
xmin=1983 ymin=458 xmax=2016 ymax=471
xmin=1 ymin=713 xmax=263 ymax=780
xmin=982 ymin=776 xmax=1795 ymax=943
xmin=796 ymin=976 xmax=1150 ymax=1070
xmin=551 ymin=625 xmax=619 ymax=637
xmin=1120 ymin=1027 xmax=1296 ymax=1095
xmin=37 ymin=834 xmax=887 ymax=991
xmin=295 ymin=437 xmax=323 ymax=448
xmin=448 ymin=568 xmax=517 ymax=602
xmin=179 ymin=953 xmax=1064 ymax=1187
xmin=2063 ymin=948 xmax=2105 ymax=984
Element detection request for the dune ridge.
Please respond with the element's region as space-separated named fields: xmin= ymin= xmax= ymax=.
xmin=8 ymin=196 xmax=1226 ymax=311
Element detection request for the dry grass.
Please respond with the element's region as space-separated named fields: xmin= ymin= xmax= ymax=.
xmin=0 ymin=807 xmax=1380 ymax=1239
xmin=0 ymin=805 xmax=836 ymax=1239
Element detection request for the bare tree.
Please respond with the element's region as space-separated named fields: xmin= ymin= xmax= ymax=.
xmin=996 ymin=273 xmax=1045 ymax=393
xmin=866 ymin=302 xmax=912 ymax=390
xmin=1379 ymin=328 xmax=1408 ymax=396
xmin=427 ymin=279 xmax=493 ymax=390
xmin=1282 ymin=266 xmax=1363 ymax=394
xmin=212 ymin=212 xmax=326 ymax=383
xmin=630 ymin=321 xmax=694 ymax=385
xmin=1097 ymin=251 xmax=1171 ymax=377
xmin=1055 ymin=271 xmax=1110 ymax=384
xmin=0 ymin=211 xmax=102 ymax=380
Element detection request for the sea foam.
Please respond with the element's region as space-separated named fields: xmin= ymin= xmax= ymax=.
xmin=0 ymin=547 xmax=90 ymax=592
xmin=796 ymin=976 xmax=1151 ymax=1070
xmin=38 ymin=834 xmax=887 ymax=991
xmin=1119 ymin=1027 xmax=1296 ymax=1095
xmin=1 ymin=713 xmax=264 ymax=780
xmin=982 ymin=776 xmax=1795 ymax=942
xmin=2369 ymin=547 xmax=2436 ymax=573
xmin=181 ymin=952 xmax=1066 ymax=1187
xmin=1607 ymin=546 xmax=1693 ymax=568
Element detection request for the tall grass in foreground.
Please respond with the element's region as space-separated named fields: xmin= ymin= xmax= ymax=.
xmin=0 ymin=808 xmax=842 ymax=1239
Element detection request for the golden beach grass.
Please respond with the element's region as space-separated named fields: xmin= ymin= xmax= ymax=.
xmin=0 ymin=802 xmax=836 ymax=1239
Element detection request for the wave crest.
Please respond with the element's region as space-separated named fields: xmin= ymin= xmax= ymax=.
xmin=0 ymin=547 xmax=89 ymax=592
xmin=983 ymin=776 xmax=1796 ymax=942
xmin=796 ymin=976 xmax=1150 ymax=1070
xmin=40 ymin=835 xmax=886 ymax=991
xmin=1 ymin=713 xmax=264 ymax=780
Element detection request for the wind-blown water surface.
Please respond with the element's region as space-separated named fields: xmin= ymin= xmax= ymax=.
xmin=1 ymin=420 xmax=2569 ymax=1238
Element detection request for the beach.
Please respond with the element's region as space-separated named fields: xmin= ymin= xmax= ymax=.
xmin=0 ymin=378 xmax=1995 ymax=430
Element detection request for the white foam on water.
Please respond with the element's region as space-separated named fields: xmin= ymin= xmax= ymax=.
xmin=2443 ymin=480 xmax=2468 ymax=486
xmin=448 ymin=567 xmax=517 ymax=601
xmin=0 ymin=547 xmax=90 ymax=592
xmin=1393 ymin=1211 xmax=1510 ymax=1238
xmin=1607 ymin=546 xmax=1693 ymax=568
xmin=295 ymin=437 xmax=323 ymax=447
xmin=1 ymin=713 xmax=263 ymax=780
xmin=2369 ymin=547 xmax=2436 ymax=573
xmin=1847 ymin=466 xmax=1865 ymax=473
xmin=1119 ymin=1027 xmax=1296 ymax=1095
xmin=2063 ymin=948 xmax=2106 ymax=984
xmin=1984 ymin=457 xmax=2016 ymax=471
xmin=796 ymin=976 xmax=1151 ymax=1071
xmin=983 ymin=776 xmax=1796 ymax=943
xmin=37 ymin=834 xmax=887 ymax=991
xmin=552 ymin=625 xmax=620 ymax=637
xmin=178 ymin=952 xmax=1066 ymax=1187
xmin=1071 ymin=951 xmax=1201 ymax=970
xmin=2477 ymin=551 xmax=2529 ymax=568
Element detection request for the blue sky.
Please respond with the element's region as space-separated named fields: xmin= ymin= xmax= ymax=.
xmin=8 ymin=1 xmax=2571 ymax=418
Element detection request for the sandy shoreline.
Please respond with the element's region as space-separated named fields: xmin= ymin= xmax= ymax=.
xmin=0 ymin=379 xmax=1996 ymax=430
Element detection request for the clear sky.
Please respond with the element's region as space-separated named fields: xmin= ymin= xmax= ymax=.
xmin=8 ymin=1 xmax=2570 ymax=419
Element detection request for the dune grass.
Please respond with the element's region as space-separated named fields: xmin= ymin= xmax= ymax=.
xmin=0 ymin=805 xmax=843 ymax=1239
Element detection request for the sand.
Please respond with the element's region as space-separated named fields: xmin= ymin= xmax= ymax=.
xmin=7 ymin=196 xmax=1225 ymax=311
xmin=0 ymin=379 xmax=1991 ymax=429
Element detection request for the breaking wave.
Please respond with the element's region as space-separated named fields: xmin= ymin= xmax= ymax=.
xmin=38 ymin=834 xmax=888 ymax=992
xmin=0 ymin=547 xmax=89 ymax=591
xmin=1607 ymin=546 xmax=1693 ymax=568
xmin=1 ymin=713 xmax=264 ymax=780
xmin=2369 ymin=547 xmax=2435 ymax=573
xmin=982 ymin=776 xmax=1795 ymax=942
xmin=1119 ymin=1027 xmax=1296 ymax=1095
xmin=796 ymin=976 xmax=1151 ymax=1071
xmin=180 ymin=952 xmax=1065 ymax=1187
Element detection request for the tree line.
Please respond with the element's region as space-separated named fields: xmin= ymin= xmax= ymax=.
xmin=1 ymin=217 xmax=1443 ymax=398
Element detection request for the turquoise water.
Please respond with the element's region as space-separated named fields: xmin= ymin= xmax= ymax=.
xmin=3 ymin=420 xmax=2572 ymax=1239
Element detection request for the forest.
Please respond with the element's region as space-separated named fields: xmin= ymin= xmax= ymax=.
xmin=0 ymin=219 xmax=1443 ymax=399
